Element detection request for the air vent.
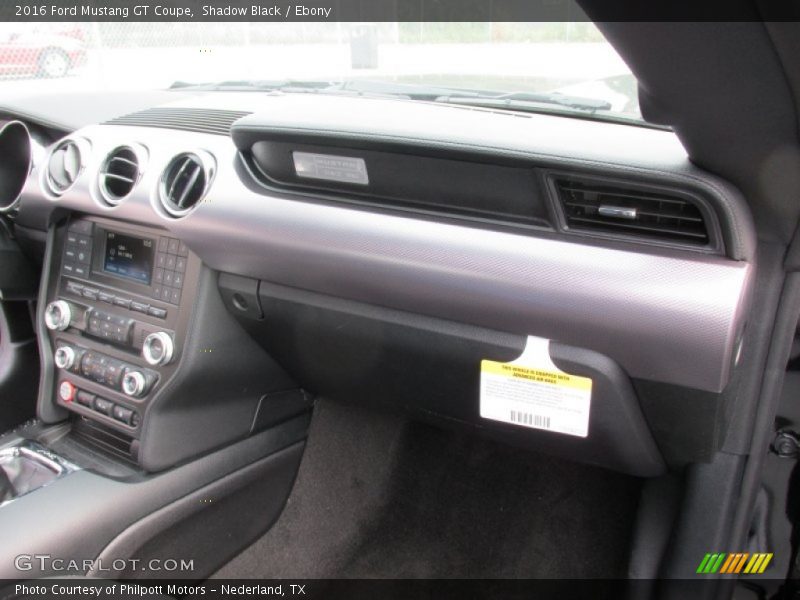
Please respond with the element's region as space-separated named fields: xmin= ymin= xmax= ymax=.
xmin=553 ymin=177 xmax=710 ymax=246
xmin=106 ymin=108 xmax=252 ymax=136
xmin=158 ymin=152 xmax=214 ymax=217
xmin=45 ymin=138 xmax=89 ymax=196
xmin=98 ymin=145 xmax=144 ymax=206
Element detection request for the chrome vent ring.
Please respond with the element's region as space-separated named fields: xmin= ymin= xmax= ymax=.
xmin=45 ymin=138 xmax=89 ymax=196
xmin=98 ymin=144 xmax=146 ymax=206
xmin=158 ymin=151 xmax=215 ymax=218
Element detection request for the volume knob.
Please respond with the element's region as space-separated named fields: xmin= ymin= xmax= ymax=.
xmin=44 ymin=300 xmax=72 ymax=331
xmin=142 ymin=332 xmax=174 ymax=366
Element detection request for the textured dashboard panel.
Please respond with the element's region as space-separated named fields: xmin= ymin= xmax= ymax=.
xmin=16 ymin=116 xmax=753 ymax=393
xmin=231 ymin=94 xmax=756 ymax=262
xmin=242 ymin=139 xmax=554 ymax=231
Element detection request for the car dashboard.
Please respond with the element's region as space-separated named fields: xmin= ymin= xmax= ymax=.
xmin=0 ymin=91 xmax=755 ymax=477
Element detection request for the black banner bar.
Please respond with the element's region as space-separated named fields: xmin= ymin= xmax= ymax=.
xmin=3 ymin=578 xmax=782 ymax=600
xmin=1 ymin=0 xmax=800 ymax=22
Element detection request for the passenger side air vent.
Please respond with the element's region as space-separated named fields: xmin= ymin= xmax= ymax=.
xmin=106 ymin=108 xmax=252 ymax=136
xmin=158 ymin=151 xmax=215 ymax=217
xmin=45 ymin=138 xmax=89 ymax=196
xmin=552 ymin=177 xmax=710 ymax=246
xmin=98 ymin=145 xmax=145 ymax=206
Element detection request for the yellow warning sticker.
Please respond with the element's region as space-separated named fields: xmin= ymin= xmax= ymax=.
xmin=480 ymin=336 xmax=592 ymax=437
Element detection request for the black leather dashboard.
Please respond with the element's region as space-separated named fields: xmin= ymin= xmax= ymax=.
xmin=6 ymin=91 xmax=756 ymax=394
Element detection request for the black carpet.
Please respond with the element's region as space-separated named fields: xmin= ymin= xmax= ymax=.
xmin=214 ymin=398 xmax=641 ymax=579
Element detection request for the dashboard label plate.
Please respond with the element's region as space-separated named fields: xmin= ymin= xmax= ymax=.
xmin=480 ymin=336 xmax=592 ymax=437
xmin=293 ymin=151 xmax=369 ymax=185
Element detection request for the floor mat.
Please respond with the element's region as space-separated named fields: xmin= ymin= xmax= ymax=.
xmin=214 ymin=398 xmax=641 ymax=579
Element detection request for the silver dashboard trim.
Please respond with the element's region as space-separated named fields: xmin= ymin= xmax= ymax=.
xmin=17 ymin=124 xmax=755 ymax=393
xmin=0 ymin=120 xmax=32 ymax=213
xmin=97 ymin=142 xmax=149 ymax=207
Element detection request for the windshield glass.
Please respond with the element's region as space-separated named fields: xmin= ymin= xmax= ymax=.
xmin=0 ymin=22 xmax=641 ymax=122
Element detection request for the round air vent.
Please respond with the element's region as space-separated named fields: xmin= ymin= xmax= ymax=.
xmin=98 ymin=145 xmax=145 ymax=206
xmin=45 ymin=138 xmax=88 ymax=196
xmin=158 ymin=151 xmax=214 ymax=217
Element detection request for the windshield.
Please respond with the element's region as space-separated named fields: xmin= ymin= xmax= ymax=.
xmin=0 ymin=22 xmax=641 ymax=122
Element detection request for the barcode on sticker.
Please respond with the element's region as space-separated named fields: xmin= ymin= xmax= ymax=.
xmin=510 ymin=410 xmax=551 ymax=429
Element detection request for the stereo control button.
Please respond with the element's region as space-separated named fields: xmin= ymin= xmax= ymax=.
xmin=112 ymin=405 xmax=135 ymax=425
xmin=131 ymin=301 xmax=149 ymax=314
xmin=54 ymin=346 xmax=76 ymax=370
xmin=45 ymin=301 xmax=72 ymax=331
xmin=143 ymin=332 xmax=174 ymax=366
xmin=122 ymin=370 xmax=147 ymax=397
xmin=148 ymin=306 xmax=167 ymax=319
xmin=88 ymin=315 xmax=102 ymax=336
xmin=113 ymin=296 xmax=132 ymax=309
xmin=104 ymin=360 xmax=126 ymax=388
xmin=76 ymin=390 xmax=94 ymax=407
xmin=113 ymin=325 xmax=131 ymax=344
xmin=65 ymin=281 xmax=84 ymax=296
xmin=93 ymin=397 xmax=114 ymax=415
xmin=58 ymin=381 xmax=76 ymax=403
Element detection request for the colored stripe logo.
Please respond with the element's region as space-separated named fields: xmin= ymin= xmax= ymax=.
xmin=697 ymin=553 xmax=773 ymax=574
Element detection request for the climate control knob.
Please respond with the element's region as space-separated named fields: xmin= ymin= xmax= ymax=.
xmin=44 ymin=300 xmax=72 ymax=331
xmin=54 ymin=346 xmax=76 ymax=370
xmin=142 ymin=332 xmax=174 ymax=366
xmin=122 ymin=370 xmax=147 ymax=398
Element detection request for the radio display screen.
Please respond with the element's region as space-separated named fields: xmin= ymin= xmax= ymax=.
xmin=103 ymin=231 xmax=154 ymax=284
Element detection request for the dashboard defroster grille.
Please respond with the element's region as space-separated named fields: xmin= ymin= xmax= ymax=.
xmin=106 ymin=107 xmax=252 ymax=135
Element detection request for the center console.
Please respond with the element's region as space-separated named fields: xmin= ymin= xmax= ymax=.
xmin=42 ymin=216 xmax=200 ymax=442
xmin=35 ymin=214 xmax=307 ymax=472
xmin=0 ymin=213 xmax=313 ymax=579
